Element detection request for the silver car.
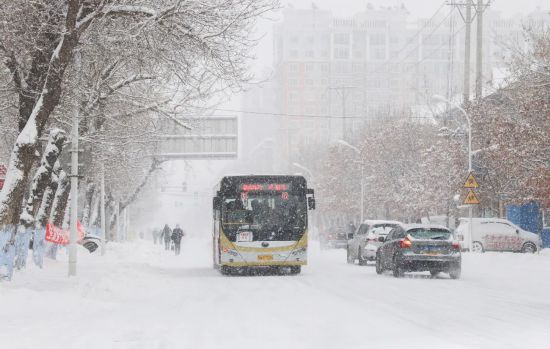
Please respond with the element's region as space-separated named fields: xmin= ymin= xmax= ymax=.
xmin=347 ymin=220 xmax=404 ymax=265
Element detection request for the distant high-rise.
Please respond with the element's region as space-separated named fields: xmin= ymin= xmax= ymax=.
xmin=242 ymin=4 xmax=549 ymax=170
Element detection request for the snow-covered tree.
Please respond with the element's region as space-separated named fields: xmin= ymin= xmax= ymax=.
xmin=0 ymin=0 xmax=279 ymax=231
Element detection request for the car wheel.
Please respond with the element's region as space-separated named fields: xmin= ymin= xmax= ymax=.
xmin=375 ymin=252 xmax=384 ymax=275
xmin=471 ymin=241 xmax=484 ymax=253
xmin=521 ymin=242 xmax=537 ymax=254
xmin=346 ymin=246 xmax=354 ymax=264
xmin=449 ymin=267 xmax=461 ymax=280
xmin=358 ymin=248 xmax=367 ymax=266
xmin=392 ymin=255 xmax=404 ymax=278
xmin=290 ymin=266 xmax=301 ymax=275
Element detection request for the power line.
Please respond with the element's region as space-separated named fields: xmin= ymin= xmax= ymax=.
xmin=392 ymin=8 xmax=455 ymax=67
xmin=185 ymin=105 xmax=363 ymax=119
xmin=382 ymin=1 xmax=448 ymax=64
xmin=176 ymin=104 xmax=549 ymax=121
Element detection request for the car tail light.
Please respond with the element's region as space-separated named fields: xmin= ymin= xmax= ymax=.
xmin=452 ymin=242 xmax=460 ymax=250
xmin=399 ymin=238 xmax=412 ymax=249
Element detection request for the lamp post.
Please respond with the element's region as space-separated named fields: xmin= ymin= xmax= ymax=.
xmin=292 ymin=162 xmax=316 ymax=237
xmin=432 ymin=94 xmax=473 ymax=252
xmin=337 ymin=140 xmax=365 ymax=223
xmin=68 ymin=51 xmax=82 ymax=277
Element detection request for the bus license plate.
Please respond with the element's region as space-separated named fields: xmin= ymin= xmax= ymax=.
xmin=258 ymin=255 xmax=273 ymax=261
xmin=237 ymin=232 xmax=253 ymax=242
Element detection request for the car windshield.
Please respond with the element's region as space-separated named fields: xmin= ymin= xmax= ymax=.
xmin=406 ymin=228 xmax=451 ymax=240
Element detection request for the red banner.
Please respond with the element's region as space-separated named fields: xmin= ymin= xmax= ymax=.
xmin=45 ymin=223 xmax=69 ymax=245
xmin=77 ymin=220 xmax=86 ymax=241
xmin=45 ymin=221 xmax=86 ymax=245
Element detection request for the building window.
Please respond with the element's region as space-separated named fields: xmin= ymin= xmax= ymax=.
xmin=290 ymin=50 xmax=298 ymax=58
xmin=305 ymin=50 xmax=315 ymax=58
xmin=370 ymin=33 xmax=386 ymax=46
xmin=352 ymin=63 xmax=363 ymax=73
xmin=334 ymin=33 xmax=350 ymax=45
xmin=370 ymin=48 xmax=385 ymax=60
xmin=334 ymin=47 xmax=350 ymax=60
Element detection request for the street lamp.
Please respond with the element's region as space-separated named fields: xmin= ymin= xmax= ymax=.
xmin=336 ymin=140 xmax=365 ymax=223
xmin=432 ymin=94 xmax=474 ymax=252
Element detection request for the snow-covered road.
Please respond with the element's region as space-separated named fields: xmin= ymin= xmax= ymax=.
xmin=2 ymin=239 xmax=550 ymax=349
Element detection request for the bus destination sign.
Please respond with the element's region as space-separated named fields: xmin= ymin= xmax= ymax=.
xmin=240 ymin=183 xmax=291 ymax=192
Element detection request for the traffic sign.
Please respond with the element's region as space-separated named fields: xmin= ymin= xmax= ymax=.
xmin=464 ymin=172 xmax=479 ymax=188
xmin=463 ymin=190 xmax=480 ymax=205
xmin=157 ymin=116 xmax=238 ymax=160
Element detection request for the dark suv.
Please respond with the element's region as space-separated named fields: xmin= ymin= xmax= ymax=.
xmin=376 ymin=224 xmax=461 ymax=279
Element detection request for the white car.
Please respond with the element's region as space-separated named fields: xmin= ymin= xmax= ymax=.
xmin=347 ymin=220 xmax=404 ymax=265
xmin=456 ymin=218 xmax=540 ymax=253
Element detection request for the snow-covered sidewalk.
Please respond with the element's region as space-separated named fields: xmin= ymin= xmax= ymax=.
xmin=1 ymin=239 xmax=550 ymax=349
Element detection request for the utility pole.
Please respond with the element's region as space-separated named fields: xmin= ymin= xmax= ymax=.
xmin=475 ymin=0 xmax=489 ymax=100
xmin=449 ymin=1 xmax=475 ymax=106
xmin=100 ymin=162 xmax=106 ymax=255
xmin=329 ymin=86 xmax=355 ymax=141
xmin=68 ymin=51 xmax=81 ymax=277
xmin=463 ymin=1 xmax=472 ymax=106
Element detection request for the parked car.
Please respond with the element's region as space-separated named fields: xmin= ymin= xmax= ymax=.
xmin=376 ymin=224 xmax=461 ymax=279
xmin=320 ymin=227 xmax=349 ymax=249
xmin=347 ymin=220 xmax=404 ymax=265
xmin=455 ymin=218 xmax=540 ymax=253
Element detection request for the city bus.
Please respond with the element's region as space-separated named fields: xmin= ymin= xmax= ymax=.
xmin=212 ymin=175 xmax=315 ymax=275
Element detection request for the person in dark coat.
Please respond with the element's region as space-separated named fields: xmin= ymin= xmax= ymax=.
xmin=171 ymin=224 xmax=185 ymax=256
xmin=161 ymin=224 xmax=172 ymax=250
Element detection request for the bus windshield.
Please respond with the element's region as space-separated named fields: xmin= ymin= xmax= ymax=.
xmin=221 ymin=192 xmax=307 ymax=241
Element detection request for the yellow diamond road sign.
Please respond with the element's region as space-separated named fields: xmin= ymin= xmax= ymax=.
xmin=464 ymin=190 xmax=480 ymax=205
xmin=464 ymin=172 xmax=479 ymax=188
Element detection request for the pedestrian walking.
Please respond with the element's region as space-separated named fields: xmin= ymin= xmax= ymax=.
xmin=152 ymin=228 xmax=160 ymax=245
xmin=171 ymin=224 xmax=185 ymax=256
xmin=161 ymin=224 xmax=172 ymax=250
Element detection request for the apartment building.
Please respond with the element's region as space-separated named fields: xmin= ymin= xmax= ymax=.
xmin=243 ymin=4 xmax=548 ymax=170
